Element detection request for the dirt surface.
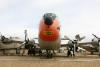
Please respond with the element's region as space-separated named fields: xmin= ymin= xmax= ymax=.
xmin=0 ymin=55 xmax=100 ymax=67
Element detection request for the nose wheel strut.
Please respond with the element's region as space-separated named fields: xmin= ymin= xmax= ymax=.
xmin=46 ymin=50 xmax=53 ymax=58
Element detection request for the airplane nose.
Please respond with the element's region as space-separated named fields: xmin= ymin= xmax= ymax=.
xmin=44 ymin=16 xmax=53 ymax=25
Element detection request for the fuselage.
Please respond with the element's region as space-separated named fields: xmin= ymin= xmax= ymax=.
xmin=38 ymin=13 xmax=61 ymax=50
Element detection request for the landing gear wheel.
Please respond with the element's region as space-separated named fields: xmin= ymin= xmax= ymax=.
xmin=46 ymin=50 xmax=53 ymax=58
xmin=91 ymin=52 xmax=94 ymax=55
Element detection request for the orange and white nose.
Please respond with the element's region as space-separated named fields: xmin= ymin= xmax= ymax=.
xmin=39 ymin=13 xmax=60 ymax=41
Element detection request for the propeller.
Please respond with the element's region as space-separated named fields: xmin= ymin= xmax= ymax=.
xmin=75 ymin=34 xmax=85 ymax=41
xmin=66 ymin=34 xmax=85 ymax=53
xmin=92 ymin=34 xmax=100 ymax=53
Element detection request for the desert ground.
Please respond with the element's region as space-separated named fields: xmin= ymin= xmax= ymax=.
xmin=0 ymin=55 xmax=100 ymax=67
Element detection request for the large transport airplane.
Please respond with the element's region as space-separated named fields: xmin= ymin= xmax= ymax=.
xmin=38 ymin=13 xmax=61 ymax=57
xmin=78 ymin=34 xmax=100 ymax=55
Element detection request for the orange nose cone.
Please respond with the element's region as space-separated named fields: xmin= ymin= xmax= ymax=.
xmin=39 ymin=13 xmax=60 ymax=41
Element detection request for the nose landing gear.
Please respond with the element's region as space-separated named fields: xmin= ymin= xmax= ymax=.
xmin=46 ymin=50 xmax=53 ymax=58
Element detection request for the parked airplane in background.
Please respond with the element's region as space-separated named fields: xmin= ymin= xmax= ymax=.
xmin=78 ymin=34 xmax=100 ymax=55
xmin=0 ymin=33 xmax=23 ymax=55
xmin=0 ymin=33 xmax=22 ymax=44
xmin=64 ymin=34 xmax=100 ymax=56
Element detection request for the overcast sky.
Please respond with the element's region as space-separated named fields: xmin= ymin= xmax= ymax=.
xmin=0 ymin=0 xmax=100 ymax=41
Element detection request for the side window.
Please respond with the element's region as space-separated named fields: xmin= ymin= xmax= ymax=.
xmin=57 ymin=27 xmax=60 ymax=30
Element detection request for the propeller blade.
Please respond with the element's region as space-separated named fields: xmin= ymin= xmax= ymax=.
xmin=64 ymin=35 xmax=71 ymax=41
xmin=79 ymin=36 xmax=85 ymax=41
xmin=75 ymin=34 xmax=85 ymax=41
xmin=34 ymin=38 xmax=38 ymax=39
xmin=92 ymin=34 xmax=100 ymax=39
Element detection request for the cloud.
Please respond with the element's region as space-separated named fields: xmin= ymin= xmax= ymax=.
xmin=0 ymin=0 xmax=20 ymax=15
xmin=0 ymin=0 xmax=9 ymax=9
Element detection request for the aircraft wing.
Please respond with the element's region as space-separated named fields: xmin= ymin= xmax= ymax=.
xmin=60 ymin=41 xmax=93 ymax=47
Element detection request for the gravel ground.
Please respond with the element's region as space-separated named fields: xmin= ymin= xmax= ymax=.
xmin=0 ymin=55 xmax=100 ymax=67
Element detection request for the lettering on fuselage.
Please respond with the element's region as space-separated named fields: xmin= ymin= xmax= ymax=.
xmin=44 ymin=31 xmax=53 ymax=36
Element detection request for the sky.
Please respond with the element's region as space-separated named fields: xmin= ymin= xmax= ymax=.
xmin=0 ymin=0 xmax=100 ymax=41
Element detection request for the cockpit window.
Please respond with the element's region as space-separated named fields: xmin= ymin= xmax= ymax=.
xmin=43 ymin=13 xmax=57 ymax=20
